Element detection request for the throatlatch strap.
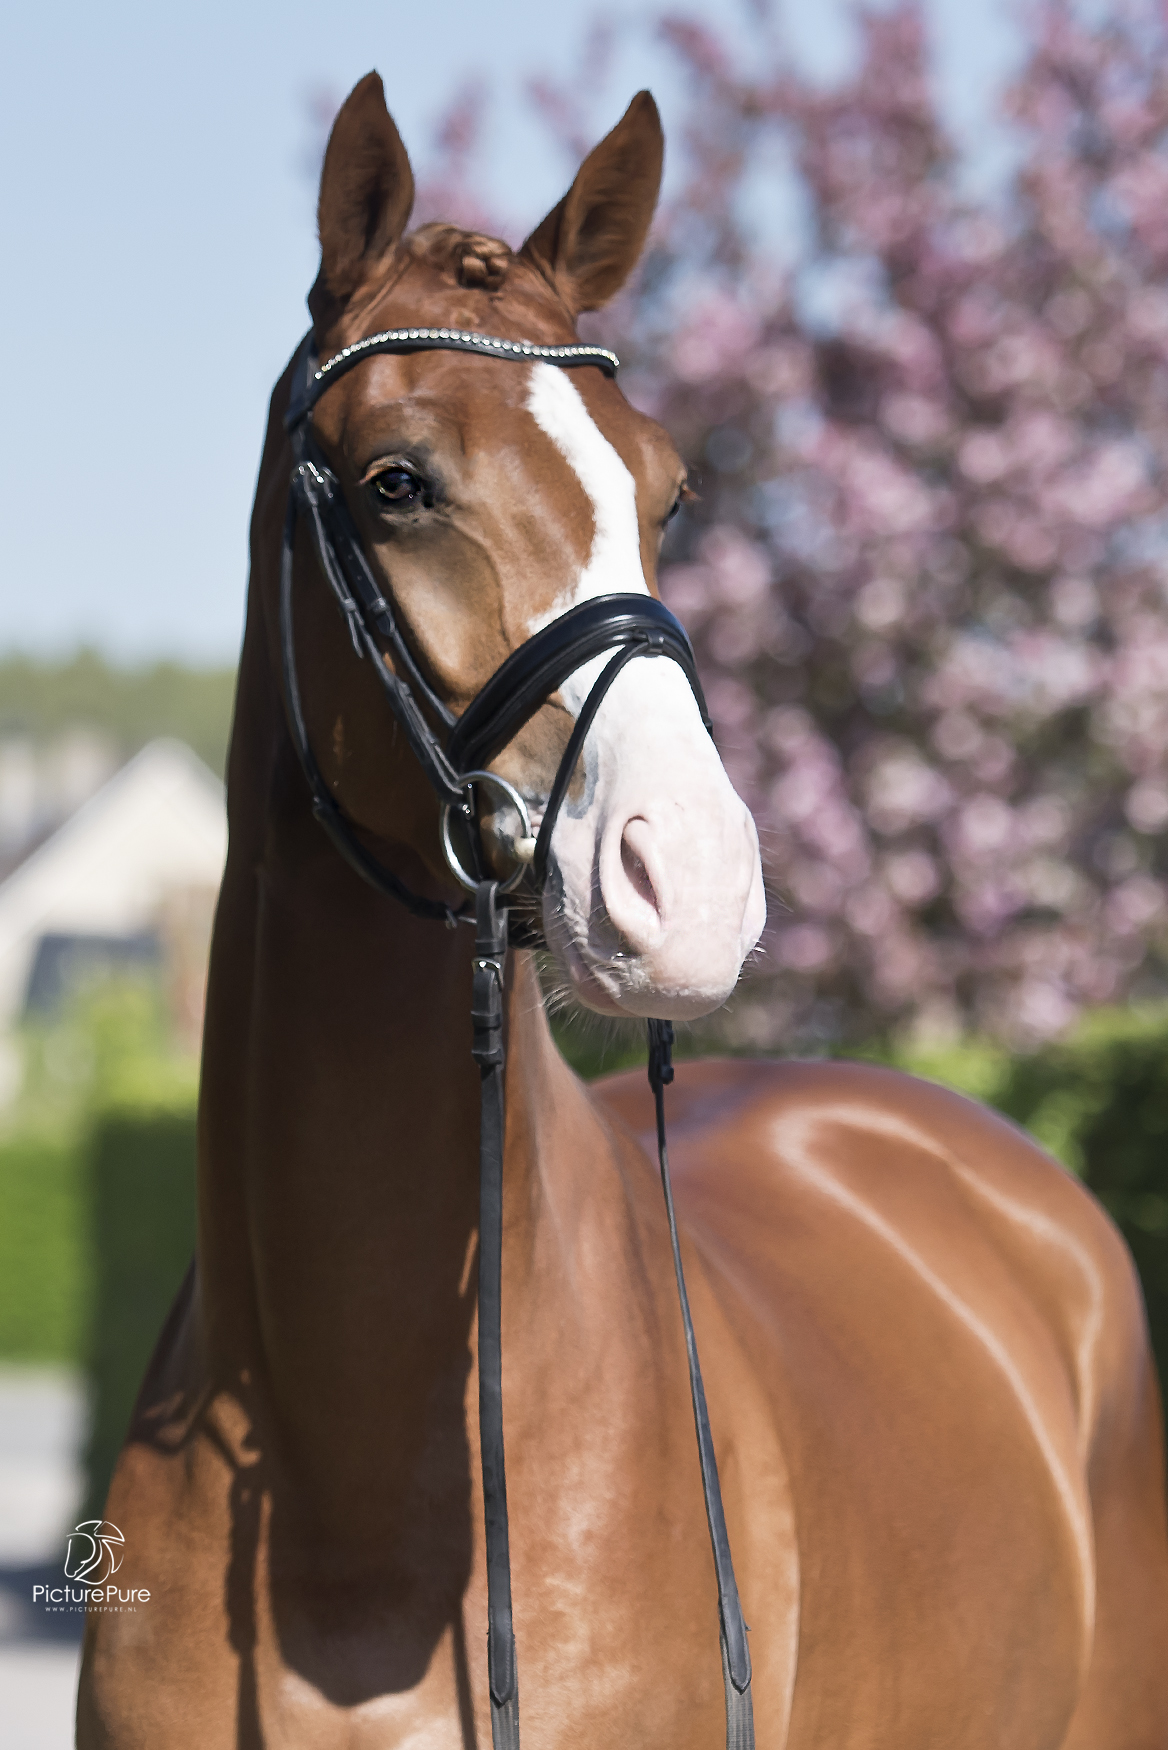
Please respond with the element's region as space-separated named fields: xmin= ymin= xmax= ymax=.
xmin=278 ymin=494 xmax=466 ymax=926
xmin=647 ymin=1020 xmax=756 ymax=1750
xmin=471 ymin=882 xmax=520 ymax=1750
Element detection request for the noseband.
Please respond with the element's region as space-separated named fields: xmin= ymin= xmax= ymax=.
xmin=281 ymin=327 xmax=754 ymax=1750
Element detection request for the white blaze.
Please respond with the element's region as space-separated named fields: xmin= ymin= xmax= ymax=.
xmin=523 ymin=358 xmax=682 ymax=729
xmin=522 ymin=360 xmax=766 ymax=1017
xmin=525 ymin=362 xmax=647 ymax=717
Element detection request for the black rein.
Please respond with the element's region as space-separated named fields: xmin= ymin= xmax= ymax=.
xmin=280 ymin=327 xmax=754 ymax=1750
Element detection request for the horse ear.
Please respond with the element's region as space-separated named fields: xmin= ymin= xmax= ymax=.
xmin=519 ymin=92 xmax=663 ymax=316
xmin=311 ymin=73 xmax=415 ymax=319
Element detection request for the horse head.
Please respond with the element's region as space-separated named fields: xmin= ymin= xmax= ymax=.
xmin=282 ymin=74 xmax=765 ymax=1021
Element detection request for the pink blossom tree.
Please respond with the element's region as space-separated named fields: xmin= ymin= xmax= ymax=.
xmin=586 ymin=1 xmax=1168 ymax=1048
xmin=311 ymin=4 xmax=1168 ymax=1049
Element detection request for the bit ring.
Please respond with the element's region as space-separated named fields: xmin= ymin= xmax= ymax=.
xmin=440 ymin=770 xmax=534 ymax=894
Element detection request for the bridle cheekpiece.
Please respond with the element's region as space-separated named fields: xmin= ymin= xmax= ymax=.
xmin=280 ymin=326 xmax=709 ymax=935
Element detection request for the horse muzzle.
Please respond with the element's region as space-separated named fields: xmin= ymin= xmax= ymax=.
xmin=541 ymin=658 xmax=766 ymax=1020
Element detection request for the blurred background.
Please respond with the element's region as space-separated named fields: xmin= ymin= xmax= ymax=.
xmin=7 ymin=0 xmax=1168 ymax=1738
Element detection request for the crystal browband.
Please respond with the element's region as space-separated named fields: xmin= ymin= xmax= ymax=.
xmin=286 ymin=327 xmax=621 ymax=428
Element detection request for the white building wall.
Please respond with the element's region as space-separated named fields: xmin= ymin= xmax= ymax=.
xmin=0 ymin=740 xmax=227 ymax=1031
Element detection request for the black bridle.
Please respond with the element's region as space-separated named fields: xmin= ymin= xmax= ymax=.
xmin=281 ymin=326 xmax=754 ymax=1750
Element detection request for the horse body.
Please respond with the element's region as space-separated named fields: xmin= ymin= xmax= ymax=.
xmin=601 ymin=1057 xmax=1163 ymax=1748
xmin=78 ymin=75 xmax=1168 ymax=1748
xmin=77 ymin=786 xmax=1167 ymax=1746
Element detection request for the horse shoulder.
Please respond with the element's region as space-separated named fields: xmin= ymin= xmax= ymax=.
xmin=592 ymin=1054 xmax=1147 ymax=1426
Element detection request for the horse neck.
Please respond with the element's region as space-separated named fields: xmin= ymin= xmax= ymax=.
xmin=195 ymin=618 xmax=614 ymax=1514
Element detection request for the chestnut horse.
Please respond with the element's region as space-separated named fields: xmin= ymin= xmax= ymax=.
xmin=78 ymin=78 xmax=1168 ymax=1749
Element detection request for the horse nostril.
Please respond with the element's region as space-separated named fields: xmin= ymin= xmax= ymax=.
xmin=621 ymin=835 xmax=657 ymax=910
xmin=600 ymin=815 xmax=668 ymax=954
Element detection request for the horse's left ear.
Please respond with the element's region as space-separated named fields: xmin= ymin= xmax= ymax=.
xmin=519 ymin=92 xmax=663 ymax=315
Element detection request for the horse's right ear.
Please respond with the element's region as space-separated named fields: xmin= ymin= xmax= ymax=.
xmin=310 ymin=73 xmax=415 ymax=322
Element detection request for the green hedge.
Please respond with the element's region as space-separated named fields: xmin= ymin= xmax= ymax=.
xmin=998 ymin=1012 xmax=1168 ymax=1402
xmin=82 ymin=1103 xmax=197 ymax=1521
xmin=0 ymin=1134 xmax=88 ymax=1362
xmin=0 ymin=1097 xmax=198 ymax=1517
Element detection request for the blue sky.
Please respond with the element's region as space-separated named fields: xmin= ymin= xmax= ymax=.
xmin=0 ymin=0 xmax=1019 ymax=664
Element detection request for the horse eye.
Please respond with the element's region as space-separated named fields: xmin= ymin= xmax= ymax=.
xmin=372 ymin=466 xmax=426 ymax=506
xmin=665 ymin=495 xmax=683 ymax=523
